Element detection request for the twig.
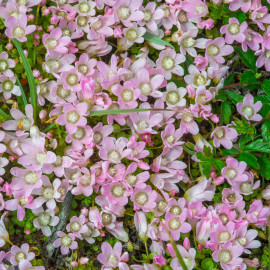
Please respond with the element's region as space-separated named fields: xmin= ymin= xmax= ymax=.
xmin=46 ymin=191 xmax=73 ymax=258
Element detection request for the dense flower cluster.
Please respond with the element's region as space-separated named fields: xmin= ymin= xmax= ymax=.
xmin=0 ymin=0 xmax=269 ymax=269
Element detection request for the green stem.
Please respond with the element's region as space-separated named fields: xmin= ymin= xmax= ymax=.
xmin=160 ymin=222 xmax=188 ymax=270
xmin=144 ymin=240 xmax=149 ymax=258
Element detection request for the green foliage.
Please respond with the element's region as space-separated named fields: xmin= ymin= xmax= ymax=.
xmin=234 ymin=47 xmax=257 ymax=72
xmin=238 ymin=153 xmax=259 ymax=169
xmin=262 ymin=78 xmax=270 ymax=96
xmin=201 ymin=258 xmax=215 ymax=270
xmin=220 ymin=100 xmax=232 ymax=124
xmin=143 ymin=32 xmax=175 ymax=49
xmin=196 ymin=147 xmax=225 ymax=178
xmin=13 ymin=39 xmax=38 ymax=122
xmin=262 ymin=119 xmax=270 ymax=141
xmin=225 ymin=91 xmax=243 ymax=104
xmin=257 ymin=156 xmax=270 ymax=180
xmin=243 ymin=139 xmax=270 ymax=153
xmin=233 ymin=118 xmax=256 ymax=138
xmin=262 ymin=247 xmax=270 ymax=267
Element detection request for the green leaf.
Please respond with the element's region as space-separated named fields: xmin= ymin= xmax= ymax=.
xmin=233 ymin=117 xmax=256 ymax=138
xmin=209 ymin=4 xmax=223 ymax=20
xmin=234 ymin=47 xmax=257 ymax=72
xmin=222 ymin=148 xmax=239 ymax=156
xmin=262 ymin=79 xmax=270 ymax=96
xmin=224 ymin=73 xmax=234 ymax=86
xmin=89 ymin=108 xmax=170 ymax=116
xmin=0 ymin=108 xmax=11 ymax=122
xmin=226 ymin=91 xmax=243 ymax=104
xmin=143 ymin=32 xmax=175 ymax=49
xmin=13 ymin=39 xmax=37 ymax=122
xmin=238 ymin=152 xmax=259 ymax=169
xmin=240 ymin=70 xmax=256 ymax=85
xmin=238 ymin=134 xmax=252 ymax=149
xmin=243 ymin=139 xmax=270 ymax=153
xmin=257 ymin=156 xmax=270 ymax=180
xmin=221 ymin=100 xmax=232 ymax=124
xmin=262 ymin=119 xmax=270 ymax=141
xmin=43 ymin=122 xmax=57 ymax=133
xmin=15 ymin=75 xmax=28 ymax=108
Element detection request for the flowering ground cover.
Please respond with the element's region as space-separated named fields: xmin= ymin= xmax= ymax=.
xmin=0 ymin=0 xmax=270 ymax=269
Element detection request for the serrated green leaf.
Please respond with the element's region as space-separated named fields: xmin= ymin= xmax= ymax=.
xmin=262 ymin=79 xmax=270 ymax=96
xmin=238 ymin=134 xmax=252 ymax=150
xmin=222 ymin=148 xmax=239 ymax=156
xmin=243 ymin=139 xmax=270 ymax=153
xmin=262 ymin=119 xmax=270 ymax=141
xmin=221 ymin=100 xmax=232 ymax=124
xmin=238 ymin=152 xmax=259 ymax=169
xmin=143 ymin=32 xmax=174 ymax=49
xmin=226 ymin=91 xmax=243 ymax=104
xmin=13 ymin=39 xmax=37 ymax=122
xmin=257 ymin=156 xmax=270 ymax=180
xmin=234 ymin=47 xmax=257 ymax=72
xmin=240 ymin=70 xmax=256 ymax=85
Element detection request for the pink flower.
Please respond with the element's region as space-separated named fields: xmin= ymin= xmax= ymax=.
xmin=57 ymin=102 xmax=88 ymax=134
xmin=221 ymin=157 xmax=248 ymax=185
xmin=99 ymin=137 xmax=131 ymax=164
xmin=178 ymin=26 xmax=207 ymax=57
xmin=33 ymin=207 xmax=59 ymax=236
xmin=129 ymin=103 xmax=163 ymax=134
xmin=184 ymin=177 xmax=216 ymax=202
xmin=112 ymin=81 xmax=140 ymax=108
xmin=177 ymin=110 xmax=199 ymax=136
xmin=18 ymin=137 xmax=56 ymax=171
xmin=53 ymin=232 xmax=78 ymax=255
xmin=213 ymin=242 xmax=244 ymax=270
xmin=220 ymin=18 xmax=247 ymax=44
xmin=205 ymin=37 xmax=234 ymax=64
xmin=138 ymin=2 xmax=164 ymax=32
xmin=131 ymin=185 xmax=157 ymax=212
xmin=195 ymin=86 xmax=213 ymax=104
xmin=211 ymin=125 xmax=238 ymax=149
xmin=31 ymin=177 xmax=61 ymax=210
xmin=134 ymin=67 xmax=164 ymax=101
xmin=75 ymin=0 xmax=96 ymax=16
xmin=236 ymin=94 xmax=262 ymax=121
xmin=3 ymin=104 xmax=34 ymax=136
xmin=156 ymin=48 xmax=185 ymax=80
xmin=97 ymin=242 xmax=129 ymax=269
xmin=18 ymin=260 xmax=44 ymax=270
xmin=0 ymin=52 xmax=15 ymax=77
xmin=229 ymin=0 xmax=252 ymax=13
xmin=246 ymin=200 xmax=270 ymax=229
xmin=42 ymin=27 xmax=71 ymax=54
xmin=0 ymin=212 xmax=9 ymax=248
xmin=113 ymin=0 xmax=144 ymax=27
xmin=251 ymin=6 xmax=270 ymax=31
xmin=5 ymin=14 xmax=36 ymax=42
xmin=8 ymin=243 xmax=35 ymax=266
xmin=182 ymin=0 xmax=208 ymax=19
xmin=72 ymin=167 xmax=95 ymax=196
xmin=66 ymin=215 xmax=88 ymax=239
xmin=161 ymin=124 xmax=184 ymax=148
xmin=122 ymin=23 xmax=146 ymax=47
xmin=194 ymin=55 xmax=208 ymax=71
xmin=242 ymin=29 xmax=263 ymax=52
xmin=184 ymin=65 xmax=210 ymax=88
xmin=234 ymin=224 xmax=261 ymax=254
xmin=161 ymin=82 xmax=186 ymax=108
xmin=231 ymin=171 xmax=260 ymax=195
xmin=0 ymin=75 xmax=21 ymax=100
xmin=134 ymin=211 xmax=148 ymax=241
xmin=101 ymin=181 xmax=131 ymax=206
xmin=160 ymin=211 xmax=191 ymax=241
xmin=170 ymin=245 xmax=196 ymax=270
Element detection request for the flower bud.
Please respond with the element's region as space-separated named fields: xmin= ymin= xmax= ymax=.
xmin=70 ymin=261 xmax=78 ymax=268
xmin=183 ymin=237 xmax=190 ymax=250
xmin=213 ymin=176 xmax=225 ymax=185
xmin=39 ymin=109 xmax=47 ymax=120
xmin=134 ymin=211 xmax=148 ymax=241
xmin=262 ymin=186 xmax=270 ymax=200
xmin=79 ymin=257 xmax=89 ymax=265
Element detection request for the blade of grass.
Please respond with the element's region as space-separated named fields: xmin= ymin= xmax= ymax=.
xmin=0 ymin=109 xmax=12 ymax=120
xmin=15 ymin=75 xmax=28 ymax=108
xmin=43 ymin=122 xmax=57 ymax=133
xmin=160 ymin=222 xmax=188 ymax=270
xmin=13 ymin=39 xmax=37 ymax=123
xmin=89 ymin=108 xmax=174 ymax=116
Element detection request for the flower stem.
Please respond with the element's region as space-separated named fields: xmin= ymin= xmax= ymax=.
xmin=160 ymin=222 xmax=188 ymax=270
